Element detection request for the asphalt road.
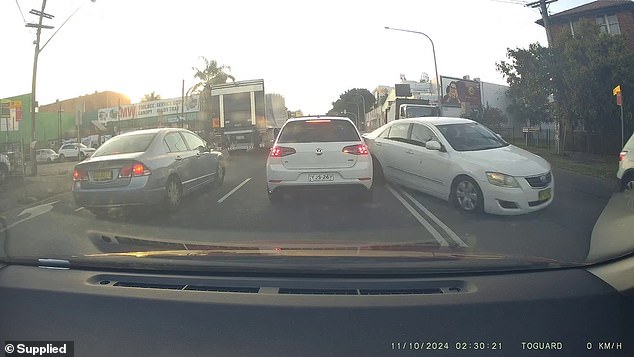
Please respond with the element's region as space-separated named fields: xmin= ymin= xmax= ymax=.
xmin=0 ymin=150 xmax=623 ymax=263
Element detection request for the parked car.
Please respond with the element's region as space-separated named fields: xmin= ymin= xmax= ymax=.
xmin=58 ymin=143 xmax=96 ymax=161
xmin=0 ymin=153 xmax=10 ymax=185
xmin=36 ymin=149 xmax=60 ymax=163
xmin=618 ymin=132 xmax=634 ymax=191
xmin=363 ymin=117 xmax=554 ymax=215
xmin=72 ymin=128 xmax=225 ymax=216
xmin=266 ymin=116 xmax=373 ymax=202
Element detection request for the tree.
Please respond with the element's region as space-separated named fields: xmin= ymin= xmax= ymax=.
xmin=326 ymin=88 xmax=375 ymax=125
xmin=188 ymin=57 xmax=235 ymax=95
xmin=478 ymin=105 xmax=508 ymax=133
xmin=141 ymin=91 xmax=161 ymax=102
xmin=496 ymin=19 xmax=634 ymax=153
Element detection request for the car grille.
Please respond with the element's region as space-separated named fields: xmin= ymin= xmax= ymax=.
xmin=525 ymin=172 xmax=552 ymax=188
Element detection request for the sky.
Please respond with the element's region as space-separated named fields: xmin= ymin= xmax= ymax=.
xmin=1 ymin=0 xmax=590 ymax=115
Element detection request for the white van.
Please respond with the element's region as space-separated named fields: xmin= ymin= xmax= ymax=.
xmin=618 ymin=133 xmax=634 ymax=191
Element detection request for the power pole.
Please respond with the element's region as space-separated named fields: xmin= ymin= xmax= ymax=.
xmin=27 ymin=0 xmax=54 ymax=176
xmin=527 ymin=0 xmax=558 ymax=46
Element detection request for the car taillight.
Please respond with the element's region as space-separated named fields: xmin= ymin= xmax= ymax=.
xmin=620 ymin=151 xmax=627 ymax=161
xmin=342 ymin=144 xmax=369 ymax=155
xmin=270 ymin=146 xmax=296 ymax=157
xmin=73 ymin=169 xmax=87 ymax=181
xmin=119 ymin=162 xmax=151 ymax=178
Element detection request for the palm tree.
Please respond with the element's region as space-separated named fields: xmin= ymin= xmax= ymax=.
xmin=141 ymin=91 xmax=161 ymax=102
xmin=188 ymin=57 xmax=235 ymax=95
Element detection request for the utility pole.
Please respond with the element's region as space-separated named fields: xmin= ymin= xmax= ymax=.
xmin=181 ymin=79 xmax=185 ymax=129
xmin=27 ymin=0 xmax=53 ymax=176
xmin=527 ymin=0 xmax=558 ymax=46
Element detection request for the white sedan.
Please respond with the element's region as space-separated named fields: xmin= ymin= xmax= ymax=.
xmin=363 ymin=117 xmax=554 ymax=215
xmin=266 ymin=116 xmax=373 ymax=202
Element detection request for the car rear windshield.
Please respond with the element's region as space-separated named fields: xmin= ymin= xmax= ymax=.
xmin=436 ymin=123 xmax=508 ymax=151
xmin=93 ymin=133 xmax=156 ymax=157
xmin=277 ymin=120 xmax=360 ymax=143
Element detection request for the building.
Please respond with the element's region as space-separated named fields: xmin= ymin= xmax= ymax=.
xmin=537 ymin=0 xmax=634 ymax=49
xmin=39 ymin=91 xmax=130 ymax=114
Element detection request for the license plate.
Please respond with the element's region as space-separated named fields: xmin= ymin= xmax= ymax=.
xmin=308 ymin=173 xmax=334 ymax=182
xmin=94 ymin=170 xmax=112 ymax=181
xmin=538 ymin=188 xmax=551 ymax=201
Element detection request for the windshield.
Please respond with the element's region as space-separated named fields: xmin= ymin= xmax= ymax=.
xmin=436 ymin=123 xmax=509 ymax=151
xmin=1 ymin=0 xmax=633 ymax=276
xmin=93 ymin=133 xmax=156 ymax=157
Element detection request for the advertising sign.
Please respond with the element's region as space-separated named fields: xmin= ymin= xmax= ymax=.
xmin=440 ymin=76 xmax=482 ymax=109
xmin=97 ymin=95 xmax=200 ymax=123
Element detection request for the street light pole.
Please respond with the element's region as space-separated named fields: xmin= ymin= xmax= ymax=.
xmin=29 ymin=0 xmax=48 ymax=176
xmin=341 ymin=101 xmax=360 ymax=127
xmin=384 ymin=26 xmax=442 ymax=113
xmin=352 ymin=94 xmax=366 ymax=129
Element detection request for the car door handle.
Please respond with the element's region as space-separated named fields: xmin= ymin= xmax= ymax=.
xmin=405 ymin=150 xmax=415 ymax=155
xmin=175 ymin=156 xmax=183 ymax=161
xmin=375 ymin=142 xmax=383 ymax=147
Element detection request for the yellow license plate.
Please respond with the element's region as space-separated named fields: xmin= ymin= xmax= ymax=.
xmin=538 ymin=188 xmax=551 ymax=201
xmin=94 ymin=170 xmax=112 ymax=181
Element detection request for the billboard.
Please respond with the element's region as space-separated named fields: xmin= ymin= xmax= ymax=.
xmin=97 ymin=95 xmax=200 ymax=123
xmin=440 ymin=76 xmax=482 ymax=109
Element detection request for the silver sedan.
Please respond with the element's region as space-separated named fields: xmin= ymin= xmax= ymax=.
xmin=72 ymin=128 xmax=225 ymax=216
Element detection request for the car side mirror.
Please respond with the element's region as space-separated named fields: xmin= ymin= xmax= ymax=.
xmin=425 ymin=140 xmax=442 ymax=151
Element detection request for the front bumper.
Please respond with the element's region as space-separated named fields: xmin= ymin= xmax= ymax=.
xmin=479 ymin=174 xmax=555 ymax=216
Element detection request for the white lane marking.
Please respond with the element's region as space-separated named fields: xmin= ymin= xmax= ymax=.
xmin=387 ymin=185 xmax=449 ymax=247
xmin=1 ymin=201 xmax=59 ymax=233
xmin=402 ymin=191 xmax=468 ymax=247
xmin=217 ymin=178 xmax=252 ymax=203
xmin=75 ymin=207 xmax=85 ymax=212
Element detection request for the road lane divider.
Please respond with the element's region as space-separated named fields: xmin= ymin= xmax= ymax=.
xmin=387 ymin=185 xmax=449 ymax=247
xmin=217 ymin=178 xmax=252 ymax=204
xmin=0 ymin=201 xmax=59 ymax=233
xmin=74 ymin=207 xmax=85 ymax=212
xmin=401 ymin=191 xmax=468 ymax=248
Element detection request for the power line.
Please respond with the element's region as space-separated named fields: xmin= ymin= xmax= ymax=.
xmin=15 ymin=0 xmax=27 ymax=23
xmin=489 ymin=0 xmax=529 ymax=5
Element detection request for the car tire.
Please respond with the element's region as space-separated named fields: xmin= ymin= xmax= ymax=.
xmin=268 ymin=189 xmax=282 ymax=204
xmin=371 ymin=155 xmax=385 ymax=186
xmin=215 ymin=164 xmax=225 ymax=186
xmin=452 ymin=176 xmax=484 ymax=213
xmin=621 ymin=172 xmax=634 ymax=192
xmin=59 ymin=154 xmax=65 ymax=162
xmin=164 ymin=176 xmax=183 ymax=212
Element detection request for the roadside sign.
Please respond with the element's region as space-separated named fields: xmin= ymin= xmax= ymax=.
xmin=613 ymin=85 xmax=621 ymax=96
xmin=617 ymin=92 xmax=622 ymax=106
xmin=522 ymin=127 xmax=540 ymax=133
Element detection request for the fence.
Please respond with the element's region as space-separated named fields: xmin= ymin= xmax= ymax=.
xmin=499 ymin=126 xmax=624 ymax=155
xmin=499 ymin=126 xmax=557 ymax=152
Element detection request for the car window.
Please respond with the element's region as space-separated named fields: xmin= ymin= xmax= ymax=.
xmin=386 ymin=123 xmax=410 ymax=142
xmin=277 ymin=120 xmax=360 ymax=143
xmin=410 ymin=124 xmax=437 ymax=146
xmin=377 ymin=127 xmax=390 ymax=139
xmin=181 ymin=131 xmax=206 ymax=151
xmin=164 ymin=132 xmax=188 ymax=152
xmin=436 ymin=123 xmax=508 ymax=151
xmin=92 ymin=133 xmax=156 ymax=157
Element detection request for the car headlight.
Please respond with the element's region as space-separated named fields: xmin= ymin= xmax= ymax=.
xmin=486 ymin=172 xmax=520 ymax=188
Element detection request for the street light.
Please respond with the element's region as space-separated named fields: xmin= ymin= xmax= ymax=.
xmin=27 ymin=0 xmax=95 ymax=175
xmin=340 ymin=101 xmax=360 ymax=127
xmin=384 ymin=26 xmax=442 ymax=112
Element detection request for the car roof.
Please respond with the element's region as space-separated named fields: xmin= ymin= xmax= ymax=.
xmin=116 ymin=128 xmax=186 ymax=137
xmin=284 ymin=116 xmax=354 ymax=124
xmin=396 ymin=117 xmax=476 ymax=126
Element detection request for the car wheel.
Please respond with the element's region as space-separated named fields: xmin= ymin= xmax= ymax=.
xmin=452 ymin=176 xmax=484 ymax=213
xmin=215 ymin=164 xmax=225 ymax=186
xmin=268 ymin=189 xmax=282 ymax=204
xmin=371 ymin=155 xmax=385 ymax=186
xmin=0 ymin=164 xmax=8 ymax=185
xmin=59 ymin=154 xmax=65 ymax=162
xmin=79 ymin=152 xmax=85 ymax=161
xmin=622 ymin=173 xmax=634 ymax=192
xmin=164 ymin=176 xmax=183 ymax=212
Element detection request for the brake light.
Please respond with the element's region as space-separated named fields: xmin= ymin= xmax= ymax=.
xmin=73 ymin=169 xmax=87 ymax=181
xmin=305 ymin=119 xmax=331 ymax=124
xmin=342 ymin=144 xmax=369 ymax=155
xmin=119 ymin=162 xmax=151 ymax=178
xmin=620 ymin=151 xmax=627 ymax=161
xmin=270 ymin=146 xmax=296 ymax=157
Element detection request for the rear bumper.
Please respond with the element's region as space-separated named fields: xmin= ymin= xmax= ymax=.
xmin=73 ymin=178 xmax=165 ymax=208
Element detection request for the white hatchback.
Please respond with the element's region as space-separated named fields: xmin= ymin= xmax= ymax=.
xmin=266 ymin=117 xmax=373 ymax=202
xmin=617 ymin=132 xmax=634 ymax=191
xmin=363 ymin=117 xmax=554 ymax=215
